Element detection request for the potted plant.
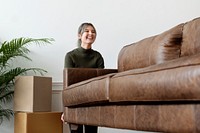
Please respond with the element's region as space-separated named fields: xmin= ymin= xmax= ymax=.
xmin=0 ymin=37 xmax=54 ymax=124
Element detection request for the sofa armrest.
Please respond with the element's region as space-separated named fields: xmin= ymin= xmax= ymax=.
xmin=63 ymin=68 xmax=117 ymax=88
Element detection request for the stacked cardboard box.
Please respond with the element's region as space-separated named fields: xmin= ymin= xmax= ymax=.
xmin=14 ymin=76 xmax=63 ymax=133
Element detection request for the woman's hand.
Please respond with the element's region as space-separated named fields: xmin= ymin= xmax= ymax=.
xmin=61 ymin=113 xmax=65 ymax=122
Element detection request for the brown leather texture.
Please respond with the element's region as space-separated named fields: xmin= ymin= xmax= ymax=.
xmin=63 ymin=53 xmax=200 ymax=107
xmin=110 ymin=53 xmax=200 ymax=102
xmin=118 ymin=23 xmax=184 ymax=72
xmin=63 ymin=68 xmax=117 ymax=106
xmin=181 ymin=17 xmax=200 ymax=57
xmin=63 ymin=74 xmax=113 ymax=107
xmin=62 ymin=17 xmax=200 ymax=133
xmin=64 ymin=104 xmax=200 ymax=133
xmin=63 ymin=68 xmax=117 ymax=87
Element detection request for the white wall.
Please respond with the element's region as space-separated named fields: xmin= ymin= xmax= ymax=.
xmin=0 ymin=0 xmax=200 ymax=133
xmin=1 ymin=0 xmax=200 ymax=82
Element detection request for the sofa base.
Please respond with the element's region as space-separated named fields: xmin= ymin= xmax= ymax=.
xmin=64 ymin=104 xmax=200 ymax=133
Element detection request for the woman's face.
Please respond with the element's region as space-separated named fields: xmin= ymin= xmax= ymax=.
xmin=79 ymin=25 xmax=96 ymax=46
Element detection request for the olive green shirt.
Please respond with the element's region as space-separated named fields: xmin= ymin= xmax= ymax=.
xmin=64 ymin=47 xmax=104 ymax=68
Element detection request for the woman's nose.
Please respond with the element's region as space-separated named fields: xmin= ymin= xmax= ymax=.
xmin=88 ymin=31 xmax=92 ymax=34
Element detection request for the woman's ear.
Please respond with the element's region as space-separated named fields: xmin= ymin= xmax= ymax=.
xmin=78 ymin=34 xmax=81 ymax=39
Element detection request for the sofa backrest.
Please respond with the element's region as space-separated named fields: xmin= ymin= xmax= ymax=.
xmin=181 ymin=17 xmax=200 ymax=57
xmin=118 ymin=23 xmax=184 ymax=72
xmin=118 ymin=17 xmax=200 ymax=72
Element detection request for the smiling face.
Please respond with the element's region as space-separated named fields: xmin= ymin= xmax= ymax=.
xmin=78 ymin=25 xmax=97 ymax=49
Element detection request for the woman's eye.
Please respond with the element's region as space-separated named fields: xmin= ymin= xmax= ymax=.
xmin=84 ymin=30 xmax=96 ymax=34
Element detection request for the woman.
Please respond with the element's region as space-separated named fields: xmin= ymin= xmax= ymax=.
xmin=62 ymin=23 xmax=104 ymax=133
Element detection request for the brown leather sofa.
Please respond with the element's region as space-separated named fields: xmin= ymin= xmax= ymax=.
xmin=63 ymin=17 xmax=200 ymax=133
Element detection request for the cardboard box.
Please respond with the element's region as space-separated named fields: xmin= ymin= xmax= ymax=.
xmin=14 ymin=112 xmax=63 ymax=133
xmin=14 ymin=76 xmax=52 ymax=112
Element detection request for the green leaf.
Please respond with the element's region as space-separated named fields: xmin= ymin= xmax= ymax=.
xmin=0 ymin=37 xmax=54 ymax=124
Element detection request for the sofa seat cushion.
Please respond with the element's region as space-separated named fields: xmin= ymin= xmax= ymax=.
xmin=63 ymin=73 xmax=115 ymax=107
xmin=110 ymin=53 xmax=200 ymax=102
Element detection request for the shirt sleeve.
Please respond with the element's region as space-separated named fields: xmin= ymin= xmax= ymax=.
xmin=97 ymin=54 xmax=105 ymax=68
xmin=64 ymin=53 xmax=74 ymax=68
